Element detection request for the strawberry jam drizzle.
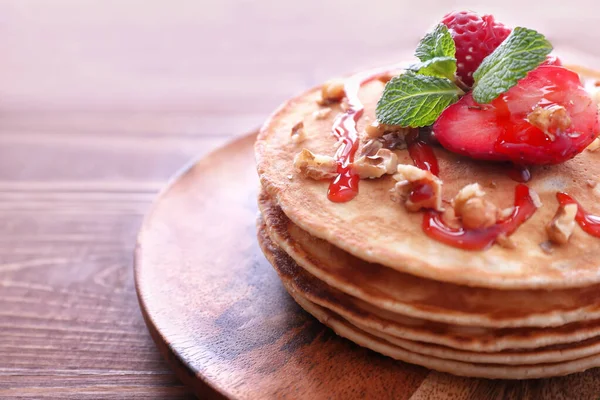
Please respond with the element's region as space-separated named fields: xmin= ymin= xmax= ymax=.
xmin=327 ymin=76 xmax=371 ymax=202
xmin=423 ymin=184 xmax=538 ymax=250
xmin=556 ymin=193 xmax=600 ymax=237
xmin=327 ymin=65 xmax=406 ymax=202
xmin=406 ymin=131 xmax=537 ymax=250
xmin=407 ymin=133 xmax=439 ymax=204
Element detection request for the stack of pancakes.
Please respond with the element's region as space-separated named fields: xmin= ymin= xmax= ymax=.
xmin=254 ymin=66 xmax=600 ymax=379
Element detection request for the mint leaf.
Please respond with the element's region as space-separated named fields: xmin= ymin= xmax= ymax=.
xmin=472 ymin=27 xmax=552 ymax=103
xmin=376 ymin=71 xmax=462 ymax=127
xmin=415 ymin=24 xmax=456 ymax=61
xmin=411 ymin=56 xmax=457 ymax=79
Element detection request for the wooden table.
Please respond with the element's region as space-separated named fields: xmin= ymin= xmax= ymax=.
xmin=0 ymin=1 xmax=598 ymax=398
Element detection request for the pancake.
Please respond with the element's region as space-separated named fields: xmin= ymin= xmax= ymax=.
xmin=255 ymin=65 xmax=600 ymax=289
xmin=258 ymin=190 xmax=600 ymax=328
xmin=360 ymin=326 xmax=600 ymax=366
xmin=257 ymin=219 xmax=600 ymax=353
xmin=290 ymin=289 xmax=600 ymax=379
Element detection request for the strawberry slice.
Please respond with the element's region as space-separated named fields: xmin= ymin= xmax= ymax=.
xmin=433 ymin=66 xmax=600 ymax=165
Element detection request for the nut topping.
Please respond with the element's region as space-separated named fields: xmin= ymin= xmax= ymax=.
xmin=391 ymin=165 xmax=443 ymax=212
xmin=364 ymin=120 xmax=411 ymax=139
xmin=318 ymin=79 xmax=345 ymax=105
xmin=293 ymin=149 xmax=337 ymax=180
xmin=291 ymin=121 xmax=306 ymax=143
xmin=352 ymin=149 xmax=398 ymax=179
xmin=459 ymin=197 xmax=499 ymax=229
xmin=527 ymin=104 xmax=571 ymax=141
xmin=360 ymin=139 xmax=384 ymax=157
xmin=547 ymin=203 xmax=578 ymax=244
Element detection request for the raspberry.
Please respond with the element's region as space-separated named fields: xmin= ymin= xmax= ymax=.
xmin=442 ymin=11 xmax=511 ymax=86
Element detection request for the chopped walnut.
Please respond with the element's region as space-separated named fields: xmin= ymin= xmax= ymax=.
xmin=318 ymin=79 xmax=345 ymax=104
xmin=352 ymin=149 xmax=398 ymax=179
xmin=380 ymin=132 xmax=409 ymax=150
xmin=293 ymin=149 xmax=337 ymax=180
xmin=364 ymin=121 xmax=411 ymax=139
xmin=587 ymin=138 xmax=600 ymax=152
xmin=451 ymin=183 xmax=486 ymax=211
xmin=460 ymin=197 xmax=499 ymax=229
xmin=391 ymin=165 xmax=443 ymax=212
xmin=291 ymin=121 xmax=305 ymax=143
xmin=312 ymin=107 xmax=332 ymax=120
xmin=360 ymin=139 xmax=383 ymax=157
xmin=527 ymin=105 xmax=571 ymax=141
xmin=546 ymin=203 xmax=578 ymax=244
xmin=450 ymin=183 xmax=508 ymax=230
xmin=441 ymin=207 xmax=462 ymax=229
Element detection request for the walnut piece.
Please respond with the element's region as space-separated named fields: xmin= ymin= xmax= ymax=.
xmin=360 ymin=139 xmax=383 ymax=157
xmin=352 ymin=149 xmax=398 ymax=179
xmin=291 ymin=121 xmax=305 ymax=143
xmin=293 ymin=149 xmax=337 ymax=180
xmin=391 ymin=165 xmax=443 ymax=212
xmin=460 ymin=197 xmax=499 ymax=229
xmin=441 ymin=207 xmax=462 ymax=229
xmin=451 ymin=183 xmax=486 ymax=211
xmin=587 ymin=137 xmax=600 ymax=152
xmin=527 ymin=105 xmax=571 ymax=141
xmin=364 ymin=120 xmax=411 ymax=139
xmin=546 ymin=203 xmax=578 ymax=244
xmin=319 ymin=79 xmax=345 ymax=104
xmin=450 ymin=183 xmax=504 ymax=230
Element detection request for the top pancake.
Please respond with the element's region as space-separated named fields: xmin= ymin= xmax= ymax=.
xmin=255 ymin=65 xmax=600 ymax=289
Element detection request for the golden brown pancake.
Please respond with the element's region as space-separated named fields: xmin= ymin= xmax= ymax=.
xmin=257 ymin=223 xmax=600 ymax=377
xmin=291 ymin=290 xmax=600 ymax=379
xmin=259 ymin=190 xmax=600 ymax=328
xmin=257 ymin=218 xmax=600 ymax=354
xmin=255 ymin=66 xmax=600 ymax=289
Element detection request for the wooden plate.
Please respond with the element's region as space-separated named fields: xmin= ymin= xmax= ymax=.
xmin=135 ymin=132 xmax=600 ymax=399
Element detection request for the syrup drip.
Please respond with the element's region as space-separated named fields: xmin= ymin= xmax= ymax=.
xmin=556 ymin=193 xmax=600 ymax=237
xmin=327 ymin=64 xmax=406 ymax=202
xmin=507 ymin=164 xmax=532 ymax=183
xmin=407 ymin=133 xmax=439 ymax=203
xmin=423 ymin=184 xmax=537 ymax=250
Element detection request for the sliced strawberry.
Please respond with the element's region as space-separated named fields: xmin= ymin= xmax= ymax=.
xmin=433 ymin=66 xmax=600 ymax=165
xmin=442 ymin=11 xmax=511 ymax=86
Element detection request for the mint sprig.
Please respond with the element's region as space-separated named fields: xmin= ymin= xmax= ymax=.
xmin=376 ymin=72 xmax=463 ymax=127
xmin=415 ymin=24 xmax=456 ymax=61
xmin=411 ymin=56 xmax=457 ymax=80
xmin=472 ymin=27 xmax=552 ymax=103
xmin=411 ymin=24 xmax=457 ymax=80
xmin=376 ymin=23 xmax=553 ymax=127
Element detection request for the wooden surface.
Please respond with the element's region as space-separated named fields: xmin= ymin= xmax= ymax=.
xmin=1 ymin=1 xmax=600 ymax=398
xmin=136 ymin=134 xmax=600 ymax=399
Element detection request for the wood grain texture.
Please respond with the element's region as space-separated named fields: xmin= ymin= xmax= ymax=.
xmin=1 ymin=0 xmax=600 ymax=398
xmin=137 ymin=134 xmax=600 ymax=400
